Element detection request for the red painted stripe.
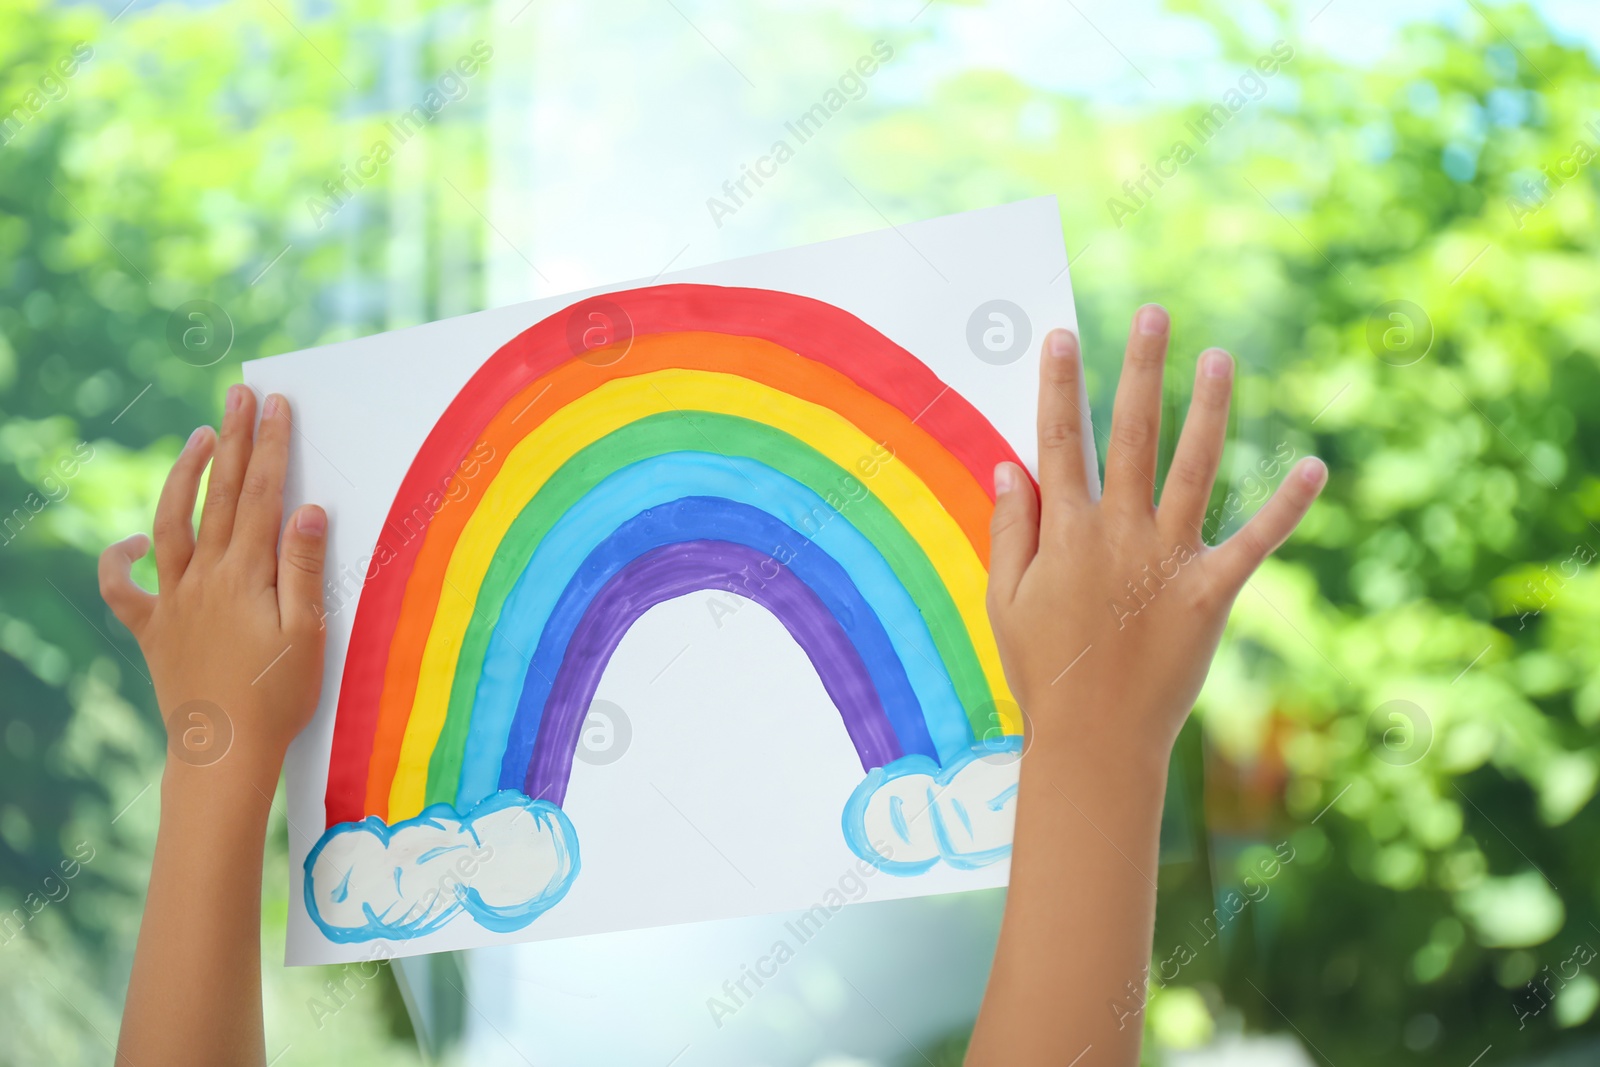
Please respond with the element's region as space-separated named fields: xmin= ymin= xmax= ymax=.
xmin=324 ymin=284 xmax=1021 ymax=827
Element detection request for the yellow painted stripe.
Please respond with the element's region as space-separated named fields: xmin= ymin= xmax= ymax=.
xmin=388 ymin=368 xmax=1013 ymax=818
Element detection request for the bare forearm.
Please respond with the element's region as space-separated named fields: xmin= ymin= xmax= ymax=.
xmin=973 ymin=312 xmax=1322 ymax=1064
xmin=102 ymin=388 xmax=329 ymax=1066
xmin=117 ymin=759 xmax=280 ymax=1067
xmin=968 ymin=727 xmax=1170 ymax=1067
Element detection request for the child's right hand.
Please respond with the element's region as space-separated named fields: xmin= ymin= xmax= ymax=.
xmin=969 ymin=306 xmax=1324 ymax=1067
xmin=986 ymin=306 xmax=1325 ymax=766
xmin=98 ymin=384 xmax=329 ymax=778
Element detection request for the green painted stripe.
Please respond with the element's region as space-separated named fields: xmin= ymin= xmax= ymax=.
xmin=423 ymin=411 xmax=992 ymax=806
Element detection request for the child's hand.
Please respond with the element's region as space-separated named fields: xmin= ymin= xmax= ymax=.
xmin=987 ymin=306 xmax=1324 ymax=765
xmin=106 ymin=386 xmax=328 ymax=1067
xmin=98 ymin=385 xmax=328 ymax=778
xmin=969 ymin=306 xmax=1325 ymax=1067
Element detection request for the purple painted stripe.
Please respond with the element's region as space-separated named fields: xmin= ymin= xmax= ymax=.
xmin=523 ymin=540 xmax=902 ymax=805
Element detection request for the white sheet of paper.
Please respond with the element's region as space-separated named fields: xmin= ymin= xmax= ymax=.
xmin=245 ymin=196 xmax=1075 ymax=965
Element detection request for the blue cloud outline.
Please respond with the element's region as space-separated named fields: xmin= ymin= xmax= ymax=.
xmin=304 ymin=790 xmax=579 ymax=943
xmin=841 ymin=736 xmax=1022 ymax=876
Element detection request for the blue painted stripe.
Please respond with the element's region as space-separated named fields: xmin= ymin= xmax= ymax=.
xmin=494 ymin=496 xmax=934 ymax=793
xmin=455 ymin=452 xmax=971 ymax=808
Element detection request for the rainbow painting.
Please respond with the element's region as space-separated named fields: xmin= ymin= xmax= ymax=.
xmin=303 ymin=283 xmax=1028 ymax=943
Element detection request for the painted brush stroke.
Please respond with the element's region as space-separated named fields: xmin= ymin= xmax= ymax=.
xmin=305 ymin=284 xmax=1028 ymax=942
xmin=304 ymin=791 xmax=577 ymax=943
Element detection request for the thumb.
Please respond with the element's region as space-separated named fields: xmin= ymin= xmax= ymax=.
xmin=99 ymin=534 xmax=156 ymax=637
xmin=278 ymin=505 xmax=328 ymax=635
xmin=987 ymin=462 xmax=1039 ymax=609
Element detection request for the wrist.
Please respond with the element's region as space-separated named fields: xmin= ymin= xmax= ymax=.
xmin=160 ymin=744 xmax=285 ymax=813
xmin=1020 ymin=695 xmax=1178 ymax=783
xmin=1020 ymin=739 xmax=1170 ymax=823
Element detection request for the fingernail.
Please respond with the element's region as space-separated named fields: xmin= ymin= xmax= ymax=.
xmin=296 ymin=506 xmax=327 ymax=536
xmin=1049 ymin=330 xmax=1077 ymax=359
xmin=1137 ymin=304 xmax=1169 ymax=335
xmin=226 ymin=385 xmax=245 ymax=414
xmin=263 ymin=393 xmax=281 ymax=418
xmin=1301 ymin=458 xmax=1327 ymax=487
xmin=994 ymin=462 xmax=1015 ymax=495
xmin=184 ymin=426 xmax=208 ymax=452
xmin=1202 ymin=349 xmax=1233 ymax=378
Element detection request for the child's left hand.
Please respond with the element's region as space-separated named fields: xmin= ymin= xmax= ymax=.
xmin=104 ymin=384 xmax=329 ymax=1067
xmin=99 ymin=384 xmax=328 ymax=778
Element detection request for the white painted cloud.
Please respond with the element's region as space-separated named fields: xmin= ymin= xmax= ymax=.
xmin=305 ymin=792 xmax=579 ymax=943
xmin=843 ymin=741 xmax=1021 ymax=874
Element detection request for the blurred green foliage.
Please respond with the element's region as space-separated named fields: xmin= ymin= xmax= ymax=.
xmin=858 ymin=3 xmax=1600 ymax=1063
xmin=0 ymin=0 xmax=479 ymax=1059
xmin=2 ymin=0 xmax=1599 ymax=1064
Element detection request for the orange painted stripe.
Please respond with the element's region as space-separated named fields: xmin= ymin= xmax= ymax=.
xmin=363 ymin=331 xmax=994 ymax=819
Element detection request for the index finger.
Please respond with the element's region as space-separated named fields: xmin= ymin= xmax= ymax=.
xmin=152 ymin=426 xmax=215 ymax=590
xmin=1035 ymin=328 xmax=1100 ymax=523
